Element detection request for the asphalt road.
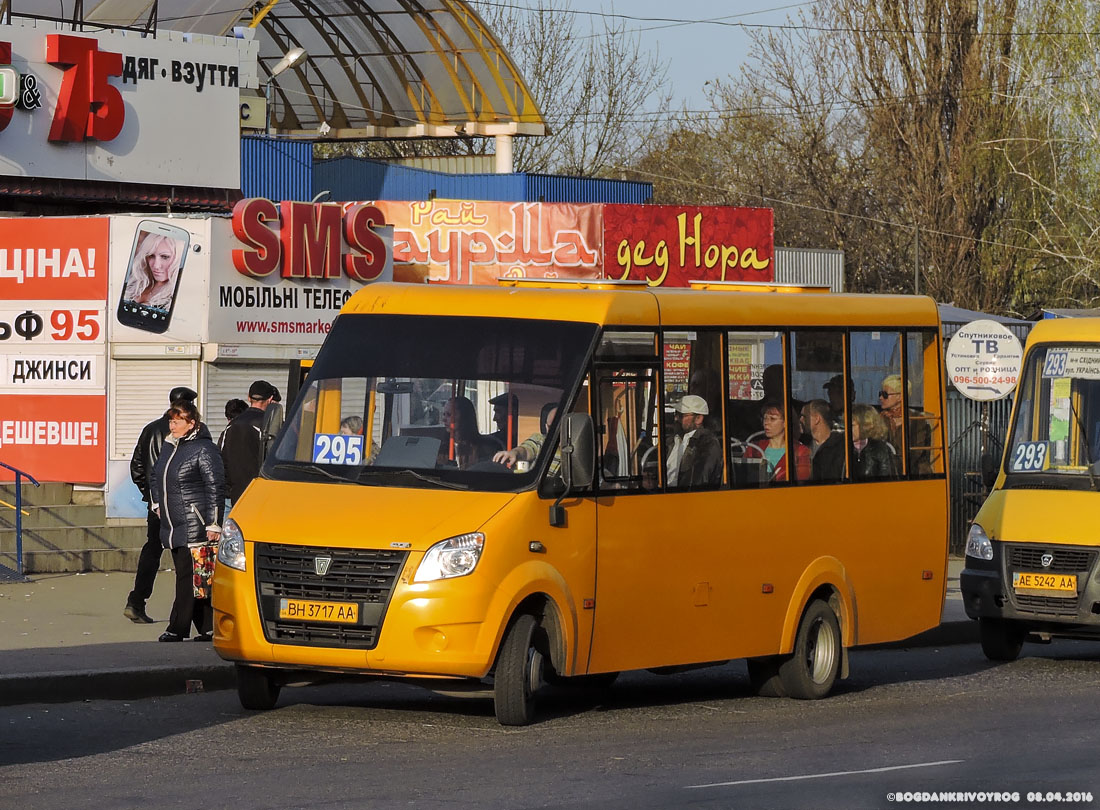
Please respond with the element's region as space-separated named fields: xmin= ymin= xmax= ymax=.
xmin=3 ymin=641 xmax=1099 ymax=810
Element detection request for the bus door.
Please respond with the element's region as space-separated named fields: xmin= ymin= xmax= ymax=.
xmin=584 ymin=370 xmax=719 ymax=675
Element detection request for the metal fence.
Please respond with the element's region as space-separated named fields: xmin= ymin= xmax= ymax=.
xmin=941 ymin=315 xmax=1033 ymax=555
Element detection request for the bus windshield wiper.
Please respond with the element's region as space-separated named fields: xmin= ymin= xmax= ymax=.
xmin=271 ymin=462 xmax=354 ymax=483
xmin=1068 ymin=398 xmax=1098 ymax=491
xmin=359 ymin=467 xmax=469 ymax=490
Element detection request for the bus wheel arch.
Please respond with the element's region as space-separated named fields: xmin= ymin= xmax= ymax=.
xmin=781 ymin=560 xmax=856 ymax=653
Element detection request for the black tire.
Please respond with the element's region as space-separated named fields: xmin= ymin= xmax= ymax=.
xmin=236 ymin=664 xmax=281 ymax=711
xmin=979 ymin=617 xmax=1024 ymax=662
xmin=777 ymin=600 xmax=842 ymax=700
xmin=746 ymin=656 xmax=786 ymax=697
xmin=494 ymin=614 xmax=545 ymax=726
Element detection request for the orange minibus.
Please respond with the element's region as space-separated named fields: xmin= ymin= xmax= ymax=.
xmin=212 ymin=279 xmax=949 ymax=724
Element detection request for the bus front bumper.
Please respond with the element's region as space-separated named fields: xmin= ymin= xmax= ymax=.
xmin=961 ymin=565 xmax=1100 ymax=640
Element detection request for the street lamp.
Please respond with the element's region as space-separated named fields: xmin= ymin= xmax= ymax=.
xmin=265 ymin=47 xmax=307 ymax=135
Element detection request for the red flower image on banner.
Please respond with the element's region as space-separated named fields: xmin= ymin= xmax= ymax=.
xmin=602 ymin=204 xmax=774 ymax=287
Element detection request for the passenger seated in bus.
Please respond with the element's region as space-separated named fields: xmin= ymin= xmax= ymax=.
xmin=688 ymin=368 xmax=721 ymax=431
xmin=494 ymin=405 xmax=560 ymax=475
xmin=488 ymin=392 xmax=519 ymax=450
xmin=763 ymin=364 xmax=805 ymax=416
xmin=851 ymin=404 xmax=897 ymax=479
xmin=666 ymin=394 xmax=722 ymax=488
xmin=878 ymin=375 xmax=933 ymax=475
xmin=745 ymin=400 xmax=810 ymax=482
xmin=823 ymin=374 xmax=854 ymax=429
xmin=339 ymin=415 xmax=380 ymax=463
xmin=800 ymin=399 xmax=846 ymax=482
xmin=439 ymin=396 xmax=501 ymax=468
xmin=339 ymin=415 xmax=363 ymax=435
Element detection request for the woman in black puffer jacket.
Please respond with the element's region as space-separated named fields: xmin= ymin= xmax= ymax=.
xmin=150 ymin=400 xmax=225 ymax=641
xmin=851 ymin=404 xmax=900 ymax=480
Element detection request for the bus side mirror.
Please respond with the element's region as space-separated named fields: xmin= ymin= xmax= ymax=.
xmin=550 ymin=413 xmax=594 ymax=527
xmin=980 ymin=451 xmax=997 ymax=489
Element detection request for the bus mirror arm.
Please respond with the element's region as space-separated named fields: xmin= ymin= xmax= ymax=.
xmin=550 ymin=413 xmax=595 ymax=528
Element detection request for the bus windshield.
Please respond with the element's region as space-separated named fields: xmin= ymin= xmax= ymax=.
xmin=1006 ymin=345 xmax=1100 ymax=484
xmin=264 ymin=314 xmax=597 ymax=491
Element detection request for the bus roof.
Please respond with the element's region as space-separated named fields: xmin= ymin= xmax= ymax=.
xmin=1025 ymin=317 xmax=1100 ymax=348
xmin=342 ymin=281 xmax=941 ymax=329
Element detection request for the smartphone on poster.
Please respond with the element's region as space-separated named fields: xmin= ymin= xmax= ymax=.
xmin=116 ymin=220 xmax=191 ymax=334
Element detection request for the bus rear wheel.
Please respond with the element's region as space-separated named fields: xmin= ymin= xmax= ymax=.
xmin=979 ymin=618 xmax=1023 ymax=662
xmin=494 ymin=613 xmax=545 ymax=726
xmin=236 ymin=664 xmax=281 ymax=711
xmin=778 ymin=600 xmax=841 ymax=700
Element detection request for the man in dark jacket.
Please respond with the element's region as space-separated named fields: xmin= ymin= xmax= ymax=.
xmin=222 ymin=379 xmax=276 ymax=504
xmin=667 ymin=394 xmax=723 ymax=489
xmin=124 ymin=385 xmax=200 ymax=623
xmin=802 ymin=399 xmax=847 ymax=483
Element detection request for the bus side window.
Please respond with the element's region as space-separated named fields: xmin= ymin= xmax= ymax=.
xmin=907 ymin=330 xmax=943 ymax=476
xmin=789 ymin=330 xmax=846 ymax=484
xmin=596 ymin=368 xmax=659 ymax=492
xmin=849 ymin=330 xmax=903 ymax=479
xmin=663 ymin=330 xmax=723 ymax=490
xmin=727 ymin=330 xmax=786 ymax=487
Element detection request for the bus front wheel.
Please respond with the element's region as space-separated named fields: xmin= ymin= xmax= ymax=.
xmin=979 ymin=618 xmax=1023 ymax=662
xmin=236 ymin=664 xmax=281 ymax=711
xmin=494 ymin=613 xmax=545 ymax=726
xmin=778 ymin=600 xmax=841 ymax=700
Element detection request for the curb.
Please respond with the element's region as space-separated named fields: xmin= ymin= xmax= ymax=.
xmin=0 ymin=663 xmax=236 ymax=707
xmin=0 ymin=620 xmax=980 ymax=708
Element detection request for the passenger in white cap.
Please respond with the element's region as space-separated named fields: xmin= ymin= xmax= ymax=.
xmin=666 ymin=394 xmax=722 ymax=488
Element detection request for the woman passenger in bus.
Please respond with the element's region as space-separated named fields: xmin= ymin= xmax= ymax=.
xmin=745 ymin=400 xmax=810 ymax=483
xmin=439 ymin=396 xmax=501 ymax=468
xmin=851 ymin=404 xmax=898 ymax=479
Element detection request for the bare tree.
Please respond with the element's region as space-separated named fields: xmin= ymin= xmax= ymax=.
xmin=318 ymin=1 xmax=670 ymax=178
xmin=632 ymin=0 xmax=1092 ymax=314
xmin=471 ymin=0 xmax=670 ymax=175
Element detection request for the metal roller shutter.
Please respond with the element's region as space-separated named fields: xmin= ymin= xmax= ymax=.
xmin=111 ymin=359 xmax=199 ymax=458
xmin=205 ymin=362 xmax=287 ymax=444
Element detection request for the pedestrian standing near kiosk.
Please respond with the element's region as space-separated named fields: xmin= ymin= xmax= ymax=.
xmin=124 ymin=386 xmax=201 ymax=624
xmin=221 ymin=380 xmax=277 ymax=505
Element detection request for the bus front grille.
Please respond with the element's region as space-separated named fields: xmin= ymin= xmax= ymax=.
xmin=1013 ymin=594 xmax=1080 ymax=617
xmin=254 ymin=542 xmax=408 ymax=649
xmin=1007 ymin=546 xmax=1094 ymax=575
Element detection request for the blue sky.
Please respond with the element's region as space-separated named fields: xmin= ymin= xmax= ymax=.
xmin=565 ymin=1 xmax=806 ymax=108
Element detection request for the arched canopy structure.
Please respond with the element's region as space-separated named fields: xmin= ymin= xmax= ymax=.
xmin=9 ymin=0 xmax=547 ymax=139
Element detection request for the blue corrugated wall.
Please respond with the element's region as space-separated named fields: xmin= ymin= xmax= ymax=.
xmin=240 ymin=137 xmax=313 ymax=202
xmin=311 ymin=157 xmax=651 ymax=204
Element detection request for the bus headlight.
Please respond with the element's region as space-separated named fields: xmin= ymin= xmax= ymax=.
xmin=217 ymin=518 xmax=247 ymax=572
xmin=414 ymin=532 xmax=484 ymax=582
xmin=965 ymin=523 xmax=993 ymax=561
